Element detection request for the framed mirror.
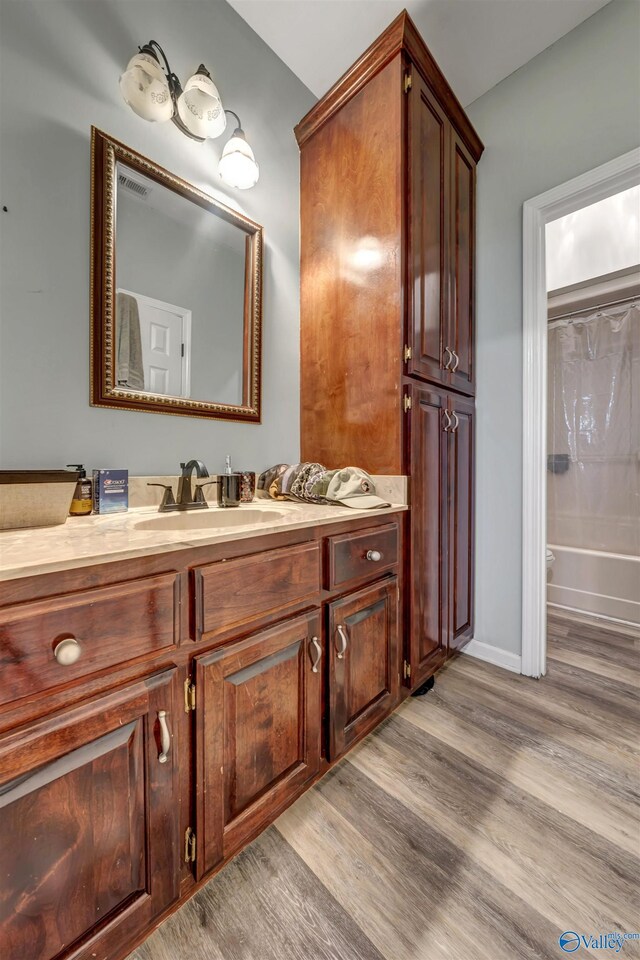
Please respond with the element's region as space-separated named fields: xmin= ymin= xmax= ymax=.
xmin=90 ymin=128 xmax=262 ymax=421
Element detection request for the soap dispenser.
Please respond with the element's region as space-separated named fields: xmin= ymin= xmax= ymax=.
xmin=67 ymin=465 xmax=93 ymax=516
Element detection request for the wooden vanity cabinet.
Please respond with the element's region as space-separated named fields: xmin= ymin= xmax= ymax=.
xmin=447 ymin=391 xmax=475 ymax=653
xmin=406 ymin=384 xmax=449 ymax=682
xmin=327 ymin=579 xmax=399 ymax=760
xmin=296 ymin=11 xmax=482 ymax=690
xmin=194 ymin=611 xmax=322 ymax=877
xmin=0 ymin=511 xmax=402 ymax=960
xmin=406 ymin=383 xmax=475 ymax=686
xmin=0 ymin=668 xmax=180 ymax=960
xmin=407 ymin=71 xmax=476 ymax=395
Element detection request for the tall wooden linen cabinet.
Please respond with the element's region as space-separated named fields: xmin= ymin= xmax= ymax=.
xmin=296 ymin=11 xmax=484 ymax=690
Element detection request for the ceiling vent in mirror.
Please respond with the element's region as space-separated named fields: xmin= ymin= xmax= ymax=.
xmin=118 ymin=172 xmax=151 ymax=200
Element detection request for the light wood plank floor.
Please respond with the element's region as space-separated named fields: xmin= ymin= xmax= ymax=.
xmin=129 ymin=614 xmax=640 ymax=960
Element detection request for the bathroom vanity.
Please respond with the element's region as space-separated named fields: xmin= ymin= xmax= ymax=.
xmin=0 ymin=501 xmax=405 ymax=960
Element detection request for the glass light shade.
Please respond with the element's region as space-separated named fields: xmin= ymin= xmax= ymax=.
xmin=218 ymin=130 xmax=259 ymax=190
xmin=177 ymin=70 xmax=226 ymax=139
xmin=119 ymin=52 xmax=173 ymax=122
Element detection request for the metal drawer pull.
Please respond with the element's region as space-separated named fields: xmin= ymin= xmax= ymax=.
xmin=335 ymin=625 xmax=348 ymax=659
xmin=158 ymin=710 xmax=171 ymax=764
xmin=309 ymin=636 xmax=322 ymax=673
xmin=366 ymin=549 xmax=382 ymax=562
xmin=54 ymin=636 xmax=82 ymax=666
xmin=443 ymin=346 xmax=453 ymax=370
xmin=451 ymin=411 xmax=460 ymax=432
xmin=443 ymin=410 xmax=452 ymax=432
xmin=451 ymin=351 xmax=460 ymax=372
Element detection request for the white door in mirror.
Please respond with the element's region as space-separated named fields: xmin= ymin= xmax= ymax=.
xmin=118 ymin=289 xmax=191 ymax=398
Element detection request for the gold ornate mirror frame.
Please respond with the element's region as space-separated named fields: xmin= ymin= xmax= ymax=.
xmin=90 ymin=127 xmax=263 ymax=421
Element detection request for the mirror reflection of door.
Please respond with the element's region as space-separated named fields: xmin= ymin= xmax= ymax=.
xmin=114 ymin=160 xmax=247 ymax=408
xmin=117 ymin=289 xmax=191 ymax=398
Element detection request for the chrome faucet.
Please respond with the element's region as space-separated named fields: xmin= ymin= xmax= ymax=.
xmin=147 ymin=459 xmax=210 ymax=512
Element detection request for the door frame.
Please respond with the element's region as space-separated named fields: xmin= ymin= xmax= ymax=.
xmin=521 ymin=147 xmax=640 ymax=678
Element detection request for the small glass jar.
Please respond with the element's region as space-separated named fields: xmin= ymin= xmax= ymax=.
xmin=236 ymin=471 xmax=256 ymax=503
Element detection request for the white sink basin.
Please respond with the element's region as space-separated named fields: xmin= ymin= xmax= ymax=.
xmin=135 ymin=508 xmax=285 ymax=532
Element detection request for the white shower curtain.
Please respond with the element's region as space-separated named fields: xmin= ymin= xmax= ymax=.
xmin=547 ymin=300 xmax=640 ymax=556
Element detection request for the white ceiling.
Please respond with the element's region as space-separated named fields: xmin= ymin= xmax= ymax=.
xmin=228 ymin=0 xmax=611 ymax=107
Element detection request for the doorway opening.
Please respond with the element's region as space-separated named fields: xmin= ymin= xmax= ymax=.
xmin=521 ymin=149 xmax=640 ymax=677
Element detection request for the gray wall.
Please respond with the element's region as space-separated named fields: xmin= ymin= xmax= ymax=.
xmin=0 ymin=0 xmax=315 ymax=476
xmin=466 ymin=0 xmax=640 ymax=657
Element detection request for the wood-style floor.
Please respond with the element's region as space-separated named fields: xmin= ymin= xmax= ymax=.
xmin=129 ymin=612 xmax=640 ymax=960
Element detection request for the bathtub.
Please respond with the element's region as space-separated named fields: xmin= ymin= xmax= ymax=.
xmin=547 ymin=544 xmax=640 ymax=626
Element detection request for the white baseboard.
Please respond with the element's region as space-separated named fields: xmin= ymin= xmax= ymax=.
xmin=461 ymin=639 xmax=522 ymax=674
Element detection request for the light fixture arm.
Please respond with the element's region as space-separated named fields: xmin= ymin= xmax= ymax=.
xmin=141 ymin=41 xmax=174 ymax=84
xmin=224 ymin=109 xmax=243 ymax=133
xmin=140 ymin=40 xmax=207 ymax=142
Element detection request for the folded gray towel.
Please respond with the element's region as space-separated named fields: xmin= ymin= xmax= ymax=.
xmin=116 ymin=292 xmax=145 ymax=390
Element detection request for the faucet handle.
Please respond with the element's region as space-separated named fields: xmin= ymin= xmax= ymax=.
xmin=194 ymin=480 xmax=220 ymax=506
xmin=194 ymin=480 xmax=218 ymax=505
xmin=147 ymin=483 xmax=177 ymax=510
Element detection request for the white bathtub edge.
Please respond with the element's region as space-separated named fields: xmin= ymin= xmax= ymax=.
xmin=461 ymin=639 xmax=522 ymax=674
xmin=547 ymin=601 xmax=640 ymax=630
xmin=547 ymin=583 xmax=639 ymax=625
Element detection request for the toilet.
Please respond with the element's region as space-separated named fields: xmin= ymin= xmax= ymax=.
xmin=546 ymin=548 xmax=555 ymax=575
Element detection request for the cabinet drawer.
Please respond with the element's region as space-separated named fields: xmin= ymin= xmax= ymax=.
xmin=194 ymin=541 xmax=321 ymax=644
xmin=327 ymin=522 xmax=399 ymax=590
xmin=0 ymin=572 xmax=180 ymax=708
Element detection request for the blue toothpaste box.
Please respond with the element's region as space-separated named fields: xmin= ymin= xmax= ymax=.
xmin=92 ymin=469 xmax=129 ymax=514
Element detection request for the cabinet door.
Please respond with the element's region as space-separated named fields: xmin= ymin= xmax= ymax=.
xmin=328 ymin=578 xmax=399 ymax=761
xmin=195 ymin=612 xmax=322 ymax=878
xmin=0 ymin=670 xmax=180 ymax=960
xmin=407 ymin=69 xmax=450 ymax=386
xmin=405 ymin=383 xmax=449 ymax=687
xmin=448 ymin=130 xmax=476 ymax=395
xmin=447 ymin=393 xmax=475 ymax=651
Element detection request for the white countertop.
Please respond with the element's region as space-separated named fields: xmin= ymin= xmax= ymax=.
xmin=0 ymin=500 xmax=407 ymax=582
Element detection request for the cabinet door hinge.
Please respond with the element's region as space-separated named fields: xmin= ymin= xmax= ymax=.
xmin=184 ymin=678 xmax=196 ymax=712
xmin=403 ymin=344 xmax=412 ymax=362
xmin=403 ymin=660 xmax=411 ymax=680
xmin=404 ymin=72 xmax=412 ymax=93
xmin=184 ymin=827 xmax=196 ymax=864
xmin=403 ymin=394 xmax=412 ymax=413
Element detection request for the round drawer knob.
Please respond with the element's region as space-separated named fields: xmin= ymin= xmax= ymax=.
xmin=366 ymin=550 xmax=382 ymax=562
xmin=54 ymin=637 xmax=82 ymax=666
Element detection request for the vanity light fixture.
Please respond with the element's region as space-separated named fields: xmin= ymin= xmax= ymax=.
xmin=119 ymin=41 xmax=259 ymax=188
xmin=218 ymin=111 xmax=260 ymax=190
